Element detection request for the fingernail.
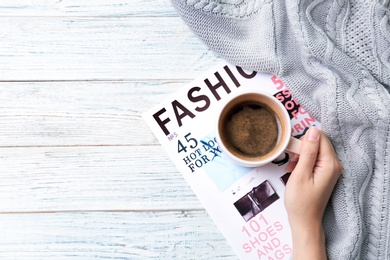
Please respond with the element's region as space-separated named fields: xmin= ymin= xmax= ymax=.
xmin=306 ymin=127 xmax=320 ymax=141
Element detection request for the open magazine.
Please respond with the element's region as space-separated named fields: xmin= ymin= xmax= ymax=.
xmin=143 ymin=62 xmax=320 ymax=259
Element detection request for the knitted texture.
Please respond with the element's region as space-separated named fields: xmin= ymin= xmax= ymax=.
xmin=170 ymin=0 xmax=390 ymax=259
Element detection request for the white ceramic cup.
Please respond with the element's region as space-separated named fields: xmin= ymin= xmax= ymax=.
xmin=216 ymin=89 xmax=301 ymax=167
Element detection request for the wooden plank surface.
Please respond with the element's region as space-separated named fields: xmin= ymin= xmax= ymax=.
xmin=0 ymin=0 xmax=177 ymax=17
xmin=0 ymin=211 xmax=236 ymax=259
xmin=0 ymin=80 xmax=183 ymax=146
xmin=0 ymin=146 xmax=202 ymax=212
xmin=0 ymin=16 xmax=219 ymax=81
xmin=0 ymin=0 xmax=234 ymax=258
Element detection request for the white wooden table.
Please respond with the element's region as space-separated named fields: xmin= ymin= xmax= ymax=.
xmin=0 ymin=1 xmax=237 ymax=258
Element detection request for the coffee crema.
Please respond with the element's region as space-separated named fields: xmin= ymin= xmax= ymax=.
xmin=222 ymin=101 xmax=278 ymax=158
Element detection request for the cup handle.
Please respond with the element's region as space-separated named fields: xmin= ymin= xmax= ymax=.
xmin=286 ymin=137 xmax=301 ymax=155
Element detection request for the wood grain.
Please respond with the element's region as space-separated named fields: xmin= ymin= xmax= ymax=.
xmin=0 ymin=146 xmax=202 ymax=212
xmin=0 ymin=211 xmax=235 ymax=259
xmin=0 ymin=0 xmax=177 ymax=17
xmin=0 ymin=80 xmax=184 ymax=146
xmin=0 ymin=0 xmax=234 ymax=258
xmin=0 ymin=16 xmax=219 ymax=81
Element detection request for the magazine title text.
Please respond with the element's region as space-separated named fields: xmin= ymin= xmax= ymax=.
xmin=152 ymin=66 xmax=256 ymax=136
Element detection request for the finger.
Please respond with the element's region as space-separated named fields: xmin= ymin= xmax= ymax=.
xmin=285 ymin=160 xmax=298 ymax=173
xmin=318 ymin=132 xmax=339 ymax=162
xmin=316 ymin=131 xmax=343 ymax=179
xmin=285 ymin=153 xmax=299 ymax=172
xmin=293 ymin=127 xmax=321 ymax=179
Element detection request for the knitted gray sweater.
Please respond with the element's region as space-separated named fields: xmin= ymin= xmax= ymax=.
xmin=170 ymin=0 xmax=390 ymax=259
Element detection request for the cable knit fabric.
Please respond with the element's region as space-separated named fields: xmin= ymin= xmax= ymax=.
xmin=170 ymin=0 xmax=390 ymax=259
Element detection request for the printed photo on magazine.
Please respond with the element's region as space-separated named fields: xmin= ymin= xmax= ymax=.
xmin=143 ymin=62 xmax=320 ymax=260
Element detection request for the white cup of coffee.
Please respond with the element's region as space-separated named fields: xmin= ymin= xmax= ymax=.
xmin=216 ymin=89 xmax=301 ymax=167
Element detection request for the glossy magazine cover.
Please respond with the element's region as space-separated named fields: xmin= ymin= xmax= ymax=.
xmin=143 ymin=62 xmax=320 ymax=259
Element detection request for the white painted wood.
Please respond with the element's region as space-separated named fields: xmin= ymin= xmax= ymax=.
xmin=0 ymin=80 xmax=184 ymax=146
xmin=0 ymin=146 xmax=202 ymax=212
xmin=0 ymin=0 xmax=234 ymax=258
xmin=0 ymin=16 xmax=220 ymax=81
xmin=0 ymin=211 xmax=236 ymax=259
xmin=0 ymin=0 xmax=177 ymax=17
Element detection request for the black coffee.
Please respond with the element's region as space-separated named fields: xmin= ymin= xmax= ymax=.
xmin=222 ymin=101 xmax=278 ymax=158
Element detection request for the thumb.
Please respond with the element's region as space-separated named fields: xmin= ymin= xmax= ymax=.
xmin=293 ymin=127 xmax=320 ymax=178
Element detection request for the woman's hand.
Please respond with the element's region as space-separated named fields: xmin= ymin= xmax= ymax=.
xmin=284 ymin=127 xmax=342 ymax=260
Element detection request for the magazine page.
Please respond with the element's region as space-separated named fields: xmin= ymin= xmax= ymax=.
xmin=143 ymin=62 xmax=320 ymax=259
